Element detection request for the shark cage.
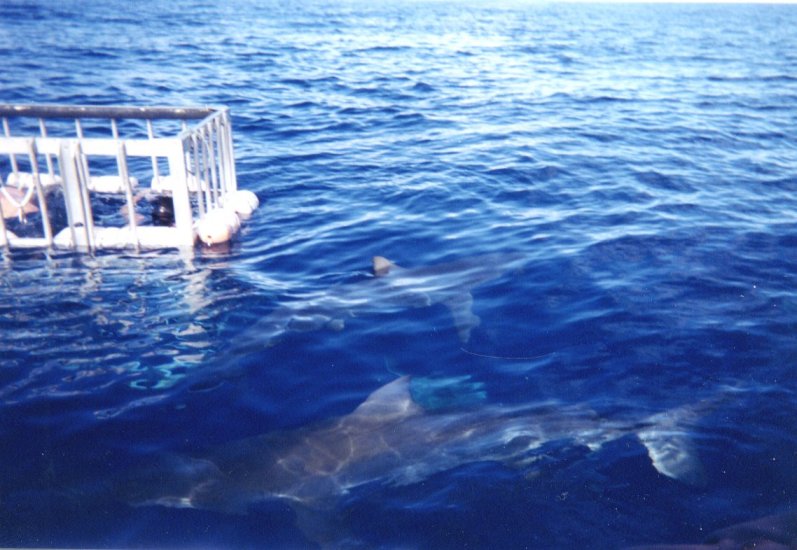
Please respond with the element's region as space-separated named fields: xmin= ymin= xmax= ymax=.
xmin=0 ymin=104 xmax=259 ymax=252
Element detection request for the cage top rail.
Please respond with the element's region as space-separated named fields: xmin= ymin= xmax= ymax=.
xmin=0 ymin=104 xmax=218 ymax=120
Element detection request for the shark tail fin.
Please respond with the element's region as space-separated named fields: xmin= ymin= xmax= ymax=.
xmin=637 ymin=428 xmax=706 ymax=486
xmin=636 ymin=402 xmax=708 ymax=486
xmin=443 ymin=291 xmax=480 ymax=343
xmin=636 ymin=386 xmax=755 ymax=487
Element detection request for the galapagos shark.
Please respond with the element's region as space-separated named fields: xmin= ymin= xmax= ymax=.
xmin=234 ymin=253 xmax=523 ymax=349
xmin=122 ymin=376 xmax=711 ymax=544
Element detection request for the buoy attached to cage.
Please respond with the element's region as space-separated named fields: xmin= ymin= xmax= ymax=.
xmin=195 ymin=207 xmax=241 ymax=246
xmin=223 ymin=189 xmax=260 ymax=218
xmin=194 ymin=190 xmax=260 ymax=246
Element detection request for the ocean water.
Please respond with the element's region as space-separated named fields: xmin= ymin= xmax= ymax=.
xmin=2 ymin=0 xmax=797 ymax=548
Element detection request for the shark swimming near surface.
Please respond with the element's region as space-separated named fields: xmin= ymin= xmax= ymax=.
xmin=232 ymin=253 xmax=524 ymax=349
xmin=121 ymin=376 xmax=714 ymax=545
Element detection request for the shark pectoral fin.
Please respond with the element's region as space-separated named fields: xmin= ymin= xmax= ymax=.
xmin=123 ymin=454 xmax=249 ymax=514
xmin=291 ymin=501 xmax=356 ymax=547
xmin=443 ymin=291 xmax=480 ymax=343
xmin=637 ymin=429 xmax=706 ymax=486
xmin=326 ymin=318 xmax=345 ymax=331
xmin=404 ymin=290 xmax=432 ymax=308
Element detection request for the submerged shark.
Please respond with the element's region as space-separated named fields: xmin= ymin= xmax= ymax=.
xmin=123 ymin=376 xmax=712 ymax=544
xmin=235 ymin=253 xmax=523 ymax=348
xmin=627 ymin=510 xmax=797 ymax=549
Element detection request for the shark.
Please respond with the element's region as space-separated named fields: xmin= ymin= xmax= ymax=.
xmin=626 ymin=510 xmax=797 ymax=549
xmin=233 ymin=253 xmax=524 ymax=349
xmin=121 ymin=376 xmax=712 ymax=545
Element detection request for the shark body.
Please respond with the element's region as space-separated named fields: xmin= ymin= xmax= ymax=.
xmin=627 ymin=510 xmax=797 ymax=549
xmin=235 ymin=253 xmax=523 ymax=348
xmin=124 ymin=376 xmax=710 ymax=543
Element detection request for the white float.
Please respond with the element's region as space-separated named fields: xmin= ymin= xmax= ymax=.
xmin=195 ymin=207 xmax=241 ymax=246
xmin=222 ymin=189 xmax=259 ymax=218
xmin=87 ymin=175 xmax=139 ymax=194
xmin=6 ymin=172 xmax=62 ymax=189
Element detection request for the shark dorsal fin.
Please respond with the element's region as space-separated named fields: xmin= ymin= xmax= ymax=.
xmin=351 ymin=376 xmax=422 ymax=420
xmin=372 ymin=256 xmax=398 ymax=277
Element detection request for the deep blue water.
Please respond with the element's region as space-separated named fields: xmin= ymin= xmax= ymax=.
xmin=2 ymin=0 xmax=797 ymax=548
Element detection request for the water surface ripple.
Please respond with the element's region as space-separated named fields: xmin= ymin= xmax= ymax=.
xmin=1 ymin=1 xmax=797 ymax=548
